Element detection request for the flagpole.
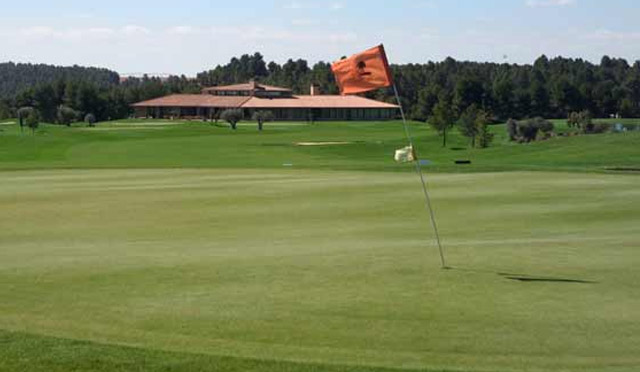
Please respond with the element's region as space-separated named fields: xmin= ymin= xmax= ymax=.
xmin=392 ymin=84 xmax=447 ymax=269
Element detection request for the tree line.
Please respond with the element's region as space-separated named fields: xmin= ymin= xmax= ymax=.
xmin=1 ymin=53 xmax=639 ymax=124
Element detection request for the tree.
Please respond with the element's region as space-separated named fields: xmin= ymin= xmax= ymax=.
xmin=220 ymin=109 xmax=243 ymax=130
xmin=0 ymin=100 xmax=11 ymax=120
xmin=85 ymin=113 xmax=97 ymax=127
xmin=57 ymin=105 xmax=78 ymax=126
xmin=475 ymin=110 xmax=494 ymax=148
xmin=252 ymin=110 xmax=274 ymax=131
xmin=619 ymin=98 xmax=634 ymax=118
xmin=457 ymin=105 xmax=493 ymax=148
xmin=457 ymin=104 xmax=480 ymax=147
xmin=429 ymin=95 xmax=456 ymax=147
xmin=506 ymin=118 xmax=518 ymax=141
xmin=17 ymin=107 xmax=35 ymax=133
xmin=23 ymin=109 xmax=40 ymax=134
xmin=453 ymin=76 xmax=484 ymax=115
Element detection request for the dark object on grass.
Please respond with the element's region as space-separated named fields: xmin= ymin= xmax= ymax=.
xmin=605 ymin=167 xmax=640 ymax=172
xmin=498 ymin=272 xmax=596 ymax=284
xmin=455 ymin=160 xmax=472 ymax=164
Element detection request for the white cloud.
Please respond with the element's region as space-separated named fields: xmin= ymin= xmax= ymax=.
xmin=122 ymin=25 xmax=151 ymax=36
xmin=291 ymin=18 xmax=317 ymax=26
xmin=588 ymin=29 xmax=640 ymax=41
xmin=330 ymin=2 xmax=344 ymax=10
xmin=419 ymin=28 xmax=439 ymax=40
xmin=87 ymin=28 xmax=116 ymax=38
xmin=166 ymin=26 xmax=198 ymax=35
xmin=526 ymin=0 xmax=576 ymax=8
xmin=284 ymin=1 xmax=305 ymax=9
xmin=20 ymin=26 xmax=56 ymax=37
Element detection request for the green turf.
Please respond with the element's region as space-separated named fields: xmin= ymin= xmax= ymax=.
xmin=0 ymin=119 xmax=639 ymax=371
xmin=1 ymin=169 xmax=639 ymax=371
xmin=0 ymin=118 xmax=638 ymax=172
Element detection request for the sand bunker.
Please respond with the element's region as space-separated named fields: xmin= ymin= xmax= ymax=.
xmin=111 ymin=122 xmax=184 ymax=126
xmin=295 ymin=142 xmax=353 ymax=146
xmin=79 ymin=127 xmax=167 ymax=131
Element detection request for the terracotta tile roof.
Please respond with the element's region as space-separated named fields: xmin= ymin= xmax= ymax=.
xmin=131 ymin=93 xmax=399 ymax=110
xmin=242 ymin=95 xmax=400 ymax=109
xmin=202 ymin=82 xmax=292 ymax=93
xmin=132 ymin=95 xmax=250 ymax=108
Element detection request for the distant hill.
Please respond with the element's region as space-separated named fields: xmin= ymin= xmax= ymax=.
xmin=0 ymin=62 xmax=120 ymax=99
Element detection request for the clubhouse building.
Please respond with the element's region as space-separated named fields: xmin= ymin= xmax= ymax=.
xmin=132 ymin=81 xmax=399 ymax=121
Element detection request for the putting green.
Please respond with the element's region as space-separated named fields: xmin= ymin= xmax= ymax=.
xmin=1 ymin=169 xmax=638 ymax=371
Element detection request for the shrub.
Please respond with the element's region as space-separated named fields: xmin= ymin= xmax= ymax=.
xmin=585 ymin=122 xmax=610 ymax=134
xmin=512 ymin=117 xmax=554 ymax=142
xmin=517 ymin=119 xmax=539 ymax=142
xmin=534 ymin=117 xmax=554 ymax=134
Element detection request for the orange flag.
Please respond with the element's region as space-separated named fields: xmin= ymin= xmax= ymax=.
xmin=331 ymin=44 xmax=393 ymax=95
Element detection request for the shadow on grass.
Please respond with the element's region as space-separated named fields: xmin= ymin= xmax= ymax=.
xmin=445 ymin=267 xmax=597 ymax=284
xmin=497 ymin=273 xmax=597 ymax=284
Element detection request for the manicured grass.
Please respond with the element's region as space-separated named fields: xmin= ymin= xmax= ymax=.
xmin=0 ymin=330 xmax=442 ymax=372
xmin=0 ymin=118 xmax=638 ymax=172
xmin=1 ymin=169 xmax=639 ymax=371
xmin=1 ymin=119 xmax=639 ymax=371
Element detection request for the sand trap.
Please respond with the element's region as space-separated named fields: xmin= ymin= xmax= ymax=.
xmin=79 ymin=127 xmax=167 ymax=131
xmin=0 ymin=121 xmax=15 ymax=126
xmin=237 ymin=123 xmax=309 ymax=127
xmin=110 ymin=122 xmax=184 ymax=126
xmin=295 ymin=142 xmax=353 ymax=146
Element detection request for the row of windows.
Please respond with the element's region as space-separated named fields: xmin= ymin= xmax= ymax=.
xmin=142 ymin=107 xmax=397 ymax=120
xmin=210 ymin=90 xmax=292 ymax=98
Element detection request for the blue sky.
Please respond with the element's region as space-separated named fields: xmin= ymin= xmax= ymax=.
xmin=1 ymin=0 xmax=639 ymax=75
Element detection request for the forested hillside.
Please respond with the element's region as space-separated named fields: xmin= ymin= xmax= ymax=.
xmin=1 ymin=53 xmax=639 ymax=123
xmin=0 ymin=62 xmax=120 ymax=98
xmin=196 ymin=53 xmax=640 ymax=121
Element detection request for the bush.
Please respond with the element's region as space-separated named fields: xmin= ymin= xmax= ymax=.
xmin=567 ymin=110 xmax=593 ymax=133
xmin=535 ymin=117 xmax=554 ymax=134
xmin=513 ymin=117 xmax=554 ymax=143
xmin=585 ymin=122 xmax=610 ymax=134
xmin=517 ymin=119 xmax=539 ymax=142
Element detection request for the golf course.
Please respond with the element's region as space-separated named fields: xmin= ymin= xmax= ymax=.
xmin=1 ymin=119 xmax=639 ymax=372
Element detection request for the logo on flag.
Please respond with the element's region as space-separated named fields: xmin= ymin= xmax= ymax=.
xmin=331 ymin=45 xmax=393 ymax=95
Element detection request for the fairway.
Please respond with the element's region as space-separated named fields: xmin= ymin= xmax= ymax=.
xmin=1 ymin=168 xmax=639 ymax=371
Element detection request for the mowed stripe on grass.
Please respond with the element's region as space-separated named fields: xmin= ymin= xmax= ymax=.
xmin=0 ymin=169 xmax=639 ymax=371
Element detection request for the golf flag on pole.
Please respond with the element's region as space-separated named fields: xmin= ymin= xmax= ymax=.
xmin=332 ymin=44 xmax=448 ymax=269
xmin=331 ymin=44 xmax=393 ymax=95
